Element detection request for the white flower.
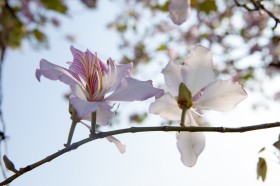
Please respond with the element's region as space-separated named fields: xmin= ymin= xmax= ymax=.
xmin=149 ymin=46 xmax=247 ymax=167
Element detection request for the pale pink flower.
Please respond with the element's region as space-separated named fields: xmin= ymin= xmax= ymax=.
xmin=149 ymin=46 xmax=247 ymax=167
xmin=36 ymin=46 xmax=163 ymax=125
xmin=169 ymin=0 xmax=191 ymax=25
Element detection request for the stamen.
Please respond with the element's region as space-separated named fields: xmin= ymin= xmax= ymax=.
xmin=190 ymin=108 xmax=204 ymax=117
xmin=95 ymin=53 xmax=103 ymax=91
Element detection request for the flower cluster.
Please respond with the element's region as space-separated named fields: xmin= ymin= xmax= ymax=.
xmin=36 ymin=46 xmax=163 ymax=152
xmin=36 ymin=45 xmax=247 ymax=166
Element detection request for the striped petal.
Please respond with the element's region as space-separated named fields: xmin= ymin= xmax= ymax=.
xmin=36 ymin=59 xmax=80 ymax=85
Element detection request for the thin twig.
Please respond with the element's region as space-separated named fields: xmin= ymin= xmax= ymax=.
xmin=1 ymin=121 xmax=280 ymax=185
xmin=234 ymin=0 xmax=280 ymax=29
xmin=234 ymin=0 xmax=258 ymax=11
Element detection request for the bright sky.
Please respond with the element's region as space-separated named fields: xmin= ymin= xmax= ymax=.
xmin=2 ymin=1 xmax=280 ymax=186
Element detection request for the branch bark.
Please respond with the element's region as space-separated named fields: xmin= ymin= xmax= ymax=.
xmin=1 ymin=121 xmax=280 ymax=185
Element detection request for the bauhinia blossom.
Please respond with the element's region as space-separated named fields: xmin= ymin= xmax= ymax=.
xmin=36 ymin=46 xmax=164 ymax=152
xmin=169 ymin=0 xmax=191 ymax=25
xmin=149 ymin=46 xmax=247 ymax=167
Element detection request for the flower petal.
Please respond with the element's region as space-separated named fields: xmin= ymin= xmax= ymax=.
xmin=106 ymin=136 xmax=126 ymax=154
xmin=36 ymin=59 xmax=80 ymax=85
xmin=105 ymin=77 xmax=164 ymax=101
xmin=103 ymin=59 xmax=133 ymax=93
xmin=181 ymin=46 xmax=214 ymax=95
xmin=169 ymin=0 xmax=191 ymax=25
xmin=176 ymin=131 xmax=205 ymax=167
xmin=70 ymin=85 xmax=87 ymax=100
xmin=70 ymin=96 xmax=114 ymax=125
xmin=162 ymin=61 xmax=183 ymax=96
xmin=184 ymin=110 xmax=198 ymax=126
xmin=194 ymin=80 xmax=247 ymax=111
xmin=149 ymin=94 xmax=181 ymax=121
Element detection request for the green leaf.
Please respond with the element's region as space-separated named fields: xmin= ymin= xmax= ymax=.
xmin=1 ymin=8 xmax=26 ymax=48
xmin=117 ymin=24 xmax=127 ymax=32
xmin=41 ymin=0 xmax=67 ymax=13
xmin=257 ymin=157 xmax=267 ymax=182
xmin=242 ymin=74 xmax=254 ymax=80
xmin=177 ymin=83 xmax=192 ymax=109
xmin=156 ymin=44 xmax=167 ymax=51
xmin=33 ymin=29 xmax=46 ymax=42
xmin=129 ymin=113 xmax=148 ymax=124
xmin=198 ymin=0 xmax=217 ymax=14
xmin=151 ymin=1 xmax=170 ymax=12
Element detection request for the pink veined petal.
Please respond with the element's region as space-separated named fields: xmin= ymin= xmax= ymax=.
xmin=36 ymin=59 xmax=80 ymax=85
xmin=106 ymin=136 xmax=126 ymax=154
xmin=105 ymin=77 xmax=164 ymax=102
xmin=69 ymin=46 xmax=105 ymax=99
xmin=162 ymin=61 xmax=183 ymax=96
xmin=169 ymin=0 xmax=191 ymax=25
xmin=149 ymin=93 xmax=181 ymax=121
xmin=70 ymin=96 xmax=114 ymax=125
xmin=194 ymin=79 xmax=247 ymax=112
xmin=181 ymin=46 xmax=215 ymax=96
xmin=176 ymin=131 xmax=205 ymax=167
xmin=103 ymin=59 xmax=133 ymax=93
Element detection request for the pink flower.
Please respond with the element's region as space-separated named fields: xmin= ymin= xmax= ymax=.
xmin=149 ymin=46 xmax=247 ymax=167
xmin=169 ymin=0 xmax=191 ymax=25
xmin=36 ymin=46 xmax=163 ymax=125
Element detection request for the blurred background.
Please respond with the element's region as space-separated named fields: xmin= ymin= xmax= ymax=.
xmin=1 ymin=0 xmax=280 ymax=185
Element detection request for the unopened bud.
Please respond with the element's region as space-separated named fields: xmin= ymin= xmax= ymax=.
xmin=3 ymin=155 xmax=18 ymax=173
xmin=177 ymin=82 xmax=192 ymax=109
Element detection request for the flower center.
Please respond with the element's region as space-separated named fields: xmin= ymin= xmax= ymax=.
xmin=87 ymin=54 xmax=104 ymax=101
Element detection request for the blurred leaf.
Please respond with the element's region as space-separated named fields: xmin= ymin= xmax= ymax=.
xmin=258 ymin=147 xmax=265 ymax=153
xmin=129 ymin=113 xmax=147 ymax=124
xmin=156 ymin=44 xmax=167 ymax=51
xmin=0 ymin=8 xmax=26 ymax=48
xmin=117 ymin=24 xmax=127 ymax=32
xmin=242 ymin=74 xmax=254 ymax=80
xmin=198 ymin=0 xmax=217 ymax=14
xmin=33 ymin=29 xmax=46 ymax=42
xmin=273 ymin=140 xmax=280 ymax=150
xmin=151 ymin=1 xmax=169 ymax=12
xmin=190 ymin=0 xmax=198 ymax=7
xmin=41 ymin=0 xmax=67 ymax=13
xmin=257 ymin=157 xmax=267 ymax=182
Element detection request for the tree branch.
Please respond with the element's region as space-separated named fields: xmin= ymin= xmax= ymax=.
xmin=1 ymin=121 xmax=280 ymax=185
xmin=234 ymin=0 xmax=280 ymax=29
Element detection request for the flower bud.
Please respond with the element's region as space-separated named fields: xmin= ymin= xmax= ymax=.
xmin=177 ymin=82 xmax=192 ymax=109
